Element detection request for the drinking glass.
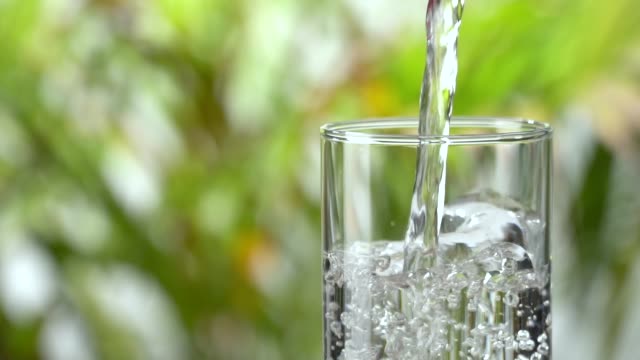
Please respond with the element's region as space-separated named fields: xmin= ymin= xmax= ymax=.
xmin=321 ymin=117 xmax=552 ymax=360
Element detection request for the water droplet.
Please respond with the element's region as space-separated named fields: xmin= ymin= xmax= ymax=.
xmin=531 ymin=353 xmax=543 ymax=360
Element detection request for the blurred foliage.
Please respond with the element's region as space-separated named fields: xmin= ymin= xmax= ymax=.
xmin=0 ymin=0 xmax=638 ymax=359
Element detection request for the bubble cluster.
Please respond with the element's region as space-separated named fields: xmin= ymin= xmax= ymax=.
xmin=324 ymin=196 xmax=551 ymax=359
xmin=324 ymin=240 xmax=551 ymax=360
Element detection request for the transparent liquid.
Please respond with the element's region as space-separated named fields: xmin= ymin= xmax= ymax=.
xmin=405 ymin=0 xmax=465 ymax=271
xmin=325 ymin=194 xmax=552 ymax=360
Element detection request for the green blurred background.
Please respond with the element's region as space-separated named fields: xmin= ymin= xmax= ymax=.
xmin=0 ymin=0 xmax=639 ymax=359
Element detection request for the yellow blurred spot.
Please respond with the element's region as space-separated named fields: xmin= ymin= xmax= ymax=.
xmin=361 ymin=80 xmax=401 ymax=116
xmin=583 ymin=80 xmax=640 ymax=155
xmin=232 ymin=230 xmax=279 ymax=291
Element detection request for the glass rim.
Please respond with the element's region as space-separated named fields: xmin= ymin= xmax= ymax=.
xmin=320 ymin=117 xmax=552 ymax=145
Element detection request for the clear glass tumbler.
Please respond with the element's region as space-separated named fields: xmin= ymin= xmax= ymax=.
xmin=321 ymin=118 xmax=552 ymax=360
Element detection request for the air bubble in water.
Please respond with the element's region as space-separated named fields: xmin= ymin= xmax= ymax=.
xmin=447 ymin=293 xmax=460 ymax=309
xmin=516 ymin=330 xmax=530 ymax=341
xmin=504 ymin=336 xmax=515 ymax=349
xmin=468 ymin=281 xmax=481 ymax=294
xmin=467 ymin=301 xmax=477 ymax=312
xmin=530 ymin=353 xmax=543 ymax=360
xmin=505 ymin=291 xmax=519 ymax=307
xmin=462 ymin=338 xmax=474 ymax=348
xmin=325 ymin=311 xmax=335 ymax=320
xmin=527 ymin=318 xmax=536 ymax=328
xmin=519 ymin=339 xmax=535 ymax=351
xmin=340 ymin=312 xmax=353 ymax=328
xmin=375 ymin=255 xmax=391 ymax=272
xmin=502 ymin=258 xmax=517 ymax=274
xmin=537 ymin=333 xmax=548 ymax=343
xmin=469 ymin=346 xmax=481 ymax=357
xmin=476 ymin=323 xmax=489 ymax=335
xmin=537 ymin=342 xmax=549 ymax=355
xmin=330 ymin=321 xmax=342 ymax=338
xmin=325 ymin=284 xmax=334 ymax=296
